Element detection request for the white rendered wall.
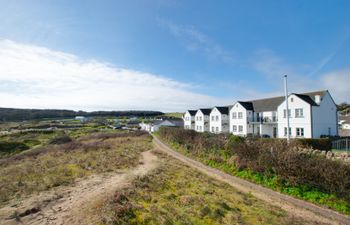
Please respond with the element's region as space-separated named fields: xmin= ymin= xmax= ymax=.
xmin=195 ymin=110 xmax=210 ymax=132
xmin=277 ymin=95 xmax=312 ymax=138
xmin=184 ymin=111 xmax=195 ymax=130
xmin=229 ymin=103 xmax=248 ymax=136
xmin=210 ymin=108 xmax=229 ymax=133
xmin=312 ymin=92 xmax=338 ymax=137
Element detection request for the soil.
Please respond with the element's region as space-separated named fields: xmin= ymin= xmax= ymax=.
xmin=0 ymin=150 xmax=159 ymax=225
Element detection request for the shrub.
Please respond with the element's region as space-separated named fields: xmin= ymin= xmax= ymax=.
xmin=159 ymin=127 xmax=350 ymax=200
xmin=0 ymin=141 xmax=29 ymax=154
xmin=296 ymin=138 xmax=332 ymax=150
xmin=49 ymin=134 xmax=72 ymax=145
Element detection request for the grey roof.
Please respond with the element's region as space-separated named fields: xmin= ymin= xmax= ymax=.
xmin=215 ymin=106 xmax=229 ymax=115
xmin=250 ymin=96 xmax=285 ymax=112
xmin=245 ymin=90 xmax=328 ymax=112
xmin=199 ymin=108 xmax=212 ymax=115
xmin=153 ymin=119 xmax=184 ymax=126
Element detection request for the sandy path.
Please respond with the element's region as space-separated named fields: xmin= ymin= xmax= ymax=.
xmin=153 ymin=135 xmax=350 ymax=225
xmin=0 ymin=150 xmax=158 ymax=225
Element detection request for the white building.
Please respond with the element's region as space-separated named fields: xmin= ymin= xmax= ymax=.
xmin=228 ymin=90 xmax=337 ymax=138
xmin=183 ymin=110 xmax=197 ymax=130
xmin=140 ymin=119 xmax=184 ymax=132
xmin=277 ymin=91 xmax=338 ymax=138
xmin=209 ymin=107 xmax=230 ymax=133
xmin=339 ymin=115 xmax=350 ymax=130
xmin=194 ymin=108 xmax=211 ymax=132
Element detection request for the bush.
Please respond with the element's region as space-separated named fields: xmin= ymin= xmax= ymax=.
xmin=49 ymin=134 xmax=72 ymax=145
xmin=159 ymin=127 xmax=350 ymax=200
xmin=296 ymin=138 xmax=332 ymax=150
xmin=0 ymin=141 xmax=29 ymax=154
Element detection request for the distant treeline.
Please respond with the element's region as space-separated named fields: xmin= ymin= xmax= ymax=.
xmin=0 ymin=107 xmax=164 ymax=121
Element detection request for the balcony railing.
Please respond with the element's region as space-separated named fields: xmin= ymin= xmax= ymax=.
xmin=249 ymin=116 xmax=277 ymax=123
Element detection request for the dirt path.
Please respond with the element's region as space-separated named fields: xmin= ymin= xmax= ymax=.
xmin=0 ymin=150 xmax=158 ymax=225
xmin=153 ymin=135 xmax=350 ymax=225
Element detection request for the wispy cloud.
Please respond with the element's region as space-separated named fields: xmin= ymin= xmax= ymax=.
xmin=253 ymin=49 xmax=350 ymax=102
xmin=320 ymin=69 xmax=350 ymax=103
xmin=0 ymin=39 xmax=229 ymax=112
xmin=158 ymin=18 xmax=236 ymax=64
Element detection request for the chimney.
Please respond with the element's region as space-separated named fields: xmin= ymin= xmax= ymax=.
xmin=315 ymin=95 xmax=321 ymax=104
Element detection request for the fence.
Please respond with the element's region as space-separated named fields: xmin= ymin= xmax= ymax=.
xmin=332 ymin=138 xmax=350 ymax=151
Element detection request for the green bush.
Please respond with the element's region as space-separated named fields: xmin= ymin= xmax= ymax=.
xmin=0 ymin=141 xmax=29 ymax=154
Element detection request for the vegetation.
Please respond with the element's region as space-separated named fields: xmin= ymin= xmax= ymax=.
xmin=99 ymin=151 xmax=313 ymax=225
xmin=337 ymin=102 xmax=350 ymax=113
xmin=0 ymin=131 xmax=152 ymax=206
xmin=158 ymin=127 xmax=350 ymax=215
xmin=0 ymin=107 xmax=163 ymax=121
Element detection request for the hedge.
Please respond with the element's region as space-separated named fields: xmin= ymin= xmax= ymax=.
xmin=159 ymin=127 xmax=350 ymax=200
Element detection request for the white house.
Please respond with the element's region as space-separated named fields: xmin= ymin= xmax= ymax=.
xmin=277 ymin=91 xmax=338 ymax=138
xmin=141 ymin=119 xmax=184 ymax=132
xmin=194 ymin=108 xmax=211 ymax=132
xmin=230 ymin=96 xmax=282 ymax=137
xmin=183 ymin=110 xmax=197 ymax=130
xmin=228 ymin=90 xmax=337 ymax=138
xmin=339 ymin=115 xmax=350 ymax=130
xmin=209 ymin=107 xmax=230 ymax=133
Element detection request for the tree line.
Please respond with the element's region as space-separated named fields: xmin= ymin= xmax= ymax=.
xmin=0 ymin=107 xmax=163 ymax=121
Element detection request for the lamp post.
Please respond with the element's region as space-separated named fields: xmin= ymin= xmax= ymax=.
xmin=284 ymin=75 xmax=290 ymax=142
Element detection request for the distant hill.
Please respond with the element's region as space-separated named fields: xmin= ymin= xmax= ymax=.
xmin=0 ymin=107 xmax=164 ymax=121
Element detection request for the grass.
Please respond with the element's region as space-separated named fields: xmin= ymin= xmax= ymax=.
xmin=155 ymin=134 xmax=350 ymax=215
xmin=332 ymin=149 xmax=350 ymax=154
xmin=0 ymin=131 xmax=152 ymax=206
xmin=99 ymin=151 xmax=315 ymax=225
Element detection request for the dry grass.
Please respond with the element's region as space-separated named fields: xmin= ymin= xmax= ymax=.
xmin=0 ymin=131 xmax=152 ymax=206
xmin=99 ymin=151 xmax=316 ymax=225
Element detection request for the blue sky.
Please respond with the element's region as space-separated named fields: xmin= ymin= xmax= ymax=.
xmin=0 ymin=0 xmax=349 ymax=111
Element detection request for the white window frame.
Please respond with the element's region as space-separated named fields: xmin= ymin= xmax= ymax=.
xmin=238 ymin=112 xmax=243 ymax=119
xmin=233 ymin=125 xmax=237 ymax=132
xmin=284 ymin=127 xmax=291 ymax=136
xmin=283 ymin=109 xmax=291 ymax=118
xmin=232 ymin=112 xmax=237 ymax=119
xmin=238 ymin=125 xmax=243 ymax=132
xmin=295 ymin=108 xmax=303 ymax=118
xmin=296 ymin=127 xmax=304 ymax=137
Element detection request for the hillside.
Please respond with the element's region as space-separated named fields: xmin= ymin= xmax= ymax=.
xmin=0 ymin=107 xmax=163 ymax=121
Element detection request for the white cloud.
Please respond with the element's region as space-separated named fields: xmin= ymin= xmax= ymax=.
xmin=320 ymin=69 xmax=350 ymax=103
xmin=0 ymin=39 xmax=228 ymax=112
xmin=158 ymin=19 xmax=236 ymax=64
xmin=253 ymin=49 xmax=350 ymax=103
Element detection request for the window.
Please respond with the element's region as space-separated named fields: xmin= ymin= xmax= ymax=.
xmin=211 ymin=127 xmax=214 ymax=132
xmin=291 ymin=97 xmax=294 ymax=102
xmin=216 ymin=127 xmax=219 ymax=132
xmin=215 ymin=115 xmax=219 ymax=121
xmin=295 ymin=108 xmax=303 ymax=118
xmin=211 ymin=116 xmax=214 ymax=121
xmin=296 ymin=128 xmax=304 ymax=137
xmin=238 ymin=125 xmax=243 ymax=132
xmin=284 ymin=127 xmax=291 ymax=136
xmin=233 ymin=125 xmax=237 ymax=132
xmin=283 ymin=109 xmax=291 ymax=118
xmin=232 ymin=112 xmax=237 ymax=119
xmin=238 ymin=112 xmax=243 ymax=119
